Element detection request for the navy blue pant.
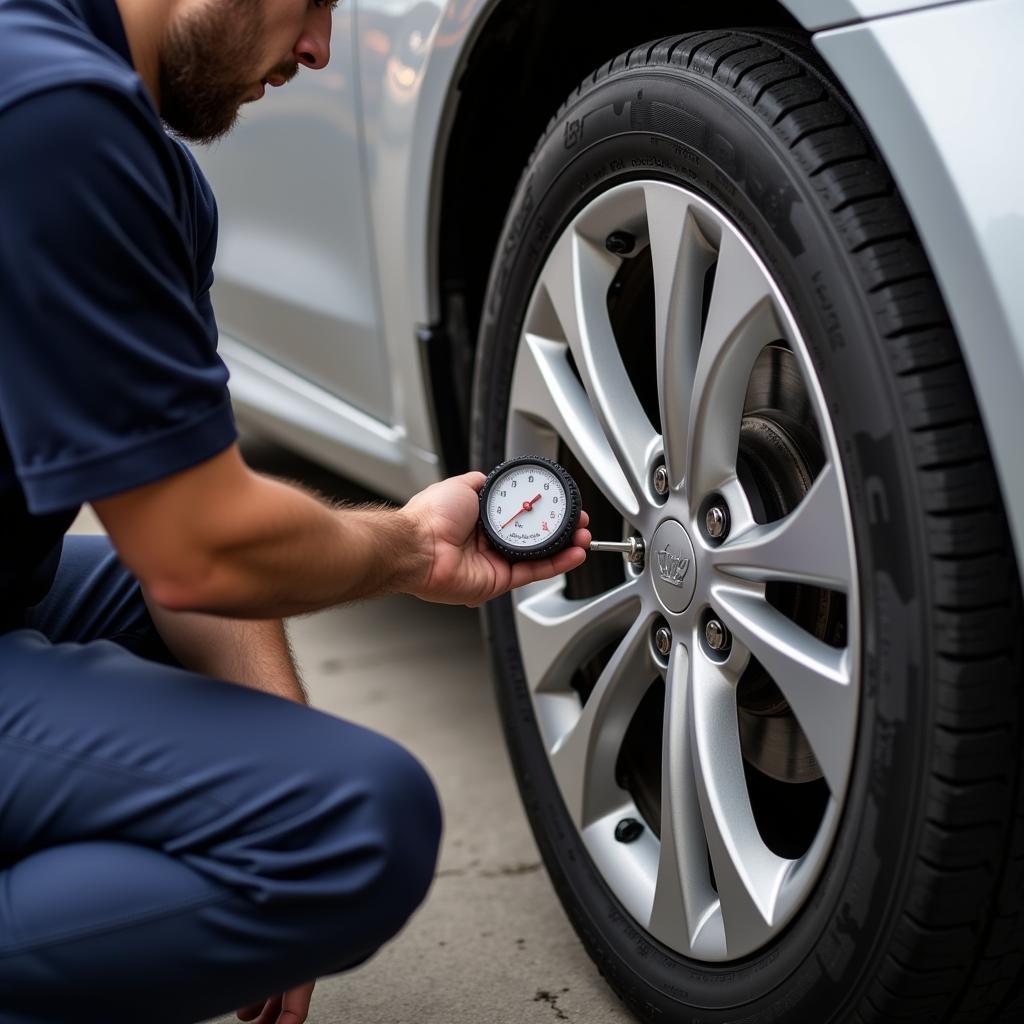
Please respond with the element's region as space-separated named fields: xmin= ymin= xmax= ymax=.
xmin=0 ymin=536 xmax=442 ymax=1023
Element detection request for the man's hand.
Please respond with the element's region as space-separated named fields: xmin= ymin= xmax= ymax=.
xmin=401 ymin=471 xmax=592 ymax=607
xmin=236 ymin=980 xmax=316 ymax=1024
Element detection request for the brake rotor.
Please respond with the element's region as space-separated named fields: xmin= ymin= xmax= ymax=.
xmin=736 ymin=346 xmax=837 ymax=784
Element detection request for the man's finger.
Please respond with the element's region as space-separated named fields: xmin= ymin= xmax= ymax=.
xmin=507 ymin=544 xmax=586 ymax=590
xmin=571 ymin=526 xmax=593 ymax=550
xmin=460 ymin=470 xmax=488 ymax=492
xmin=507 ymin=556 xmax=556 ymax=591
xmin=253 ymin=996 xmax=283 ymax=1024
xmin=236 ymin=1003 xmax=265 ymax=1022
xmin=551 ymin=545 xmax=588 ymax=576
xmin=234 ymin=996 xmax=281 ymax=1024
xmin=277 ymin=980 xmax=316 ymax=1024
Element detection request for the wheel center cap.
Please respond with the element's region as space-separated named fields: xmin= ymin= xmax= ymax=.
xmin=650 ymin=519 xmax=698 ymax=613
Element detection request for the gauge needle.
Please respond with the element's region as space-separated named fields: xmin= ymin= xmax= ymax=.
xmin=500 ymin=494 xmax=542 ymax=530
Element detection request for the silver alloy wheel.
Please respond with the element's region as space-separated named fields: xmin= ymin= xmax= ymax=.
xmin=505 ymin=181 xmax=860 ymax=962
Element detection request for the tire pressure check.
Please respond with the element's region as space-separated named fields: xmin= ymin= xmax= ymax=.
xmin=479 ymin=455 xmax=645 ymax=564
xmin=479 ymin=456 xmax=580 ymax=562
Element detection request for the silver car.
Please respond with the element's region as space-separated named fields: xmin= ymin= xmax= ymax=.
xmin=196 ymin=1 xmax=1024 ymax=1020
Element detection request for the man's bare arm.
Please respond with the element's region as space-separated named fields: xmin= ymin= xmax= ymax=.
xmin=143 ymin=594 xmax=308 ymax=704
xmin=93 ymin=444 xmax=423 ymax=617
xmin=92 ymin=443 xmax=590 ymax=619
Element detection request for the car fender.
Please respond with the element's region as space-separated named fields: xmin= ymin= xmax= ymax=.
xmin=815 ymin=0 xmax=1024 ymax=571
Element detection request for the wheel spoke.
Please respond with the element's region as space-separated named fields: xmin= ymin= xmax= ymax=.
xmin=509 ymin=332 xmax=638 ymax=518
xmin=711 ymin=588 xmax=855 ymax=795
xmin=549 ymin=613 xmax=657 ymax=829
xmin=649 ymin=643 xmax=724 ymax=957
xmin=685 ymin=228 xmax=781 ymax=501
xmin=644 ymin=184 xmax=717 ymax=490
xmin=690 ymin=653 xmax=792 ymax=955
xmin=514 ymin=577 xmax=642 ymax=694
xmin=713 ymin=462 xmax=854 ymax=592
xmin=542 ymin=230 xmax=659 ymax=508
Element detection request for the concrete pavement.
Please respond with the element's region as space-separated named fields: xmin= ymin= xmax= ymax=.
xmin=72 ymin=435 xmax=635 ymax=1024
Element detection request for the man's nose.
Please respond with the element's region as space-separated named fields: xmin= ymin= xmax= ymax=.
xmin=294 ymin=14 xmax=332 ymax=70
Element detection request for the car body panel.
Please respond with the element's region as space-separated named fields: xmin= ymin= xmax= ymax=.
xmin=815 ymin=0 xmax=1024 ymax=569
xmin=784 ymin=0 xmax=965 ymax=28
xmin=221 ymin=336 xmax=420 ymax=498
xmin=196 ymin=6 xmax=440 ymax=498
xmin=202 ymin=11 xmax=391 ymax=418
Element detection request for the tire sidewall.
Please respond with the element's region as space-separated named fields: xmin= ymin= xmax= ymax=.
xmin=472 ymin=66 xmax=930 ymax=1021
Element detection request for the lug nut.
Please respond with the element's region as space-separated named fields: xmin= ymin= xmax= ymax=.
xmin=654 ymin=625 xmax=672 ymax=657
xmin=605 ymin=231 xmax=636 ymax=256
xmin=704 ymin=618 xmax=730 ymax=653
xmin=705 ymin=503 xmax=729 ymax=540
xmin=614 ymin=817 xmax=645 ymax=843
xmin=653 ymin=465 xmax=669 ymax=496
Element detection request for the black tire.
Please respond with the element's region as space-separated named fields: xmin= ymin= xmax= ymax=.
xmin=470 ymin=29 xmax=1024 ymax=1024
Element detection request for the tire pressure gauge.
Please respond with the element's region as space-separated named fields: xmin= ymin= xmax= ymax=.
xmin=479 ymin=456 xmax=582 ymax=562
xmin=480 ymin=455 xmax=648 ymax=565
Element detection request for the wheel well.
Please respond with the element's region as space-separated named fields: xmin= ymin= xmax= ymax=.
xmin=432 ymin=0 xmax=803 ymax=471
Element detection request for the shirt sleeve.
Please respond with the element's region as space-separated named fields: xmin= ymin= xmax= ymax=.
xmin=0 ymin=85 xmax=237 ymax=515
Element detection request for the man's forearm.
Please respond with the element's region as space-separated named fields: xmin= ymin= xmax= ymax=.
xmin=174 ymin=478 xmax=425 ymax=617
xmin=143 ymin=591 xmax=308 ymax=703
xmin=95 ymin=446 xmax=431 ymax=619
xmin=96 ymin=446 xmax=585 ymax=622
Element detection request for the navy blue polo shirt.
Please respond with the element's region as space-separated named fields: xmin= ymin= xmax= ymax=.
xmin=0 ymin=0 xmax=237 ymax=626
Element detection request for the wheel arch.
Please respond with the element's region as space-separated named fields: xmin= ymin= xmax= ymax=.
xmin=426 ymin=0 xmax=806 ymax=472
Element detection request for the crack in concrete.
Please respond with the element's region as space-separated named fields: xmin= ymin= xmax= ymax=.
xmin=533 ymin=988 xmax=571 ymax=1021
xmin=480 ymin=861 xmax=542 ymax=878
xmin=434 ymin=860 xmax=541 ymax=880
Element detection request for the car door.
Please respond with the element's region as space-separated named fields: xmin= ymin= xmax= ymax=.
xmin=193 ymin=8 xmax=392 ymax=424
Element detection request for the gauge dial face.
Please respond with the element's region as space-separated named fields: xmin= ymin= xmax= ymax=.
xmin=485 ymin=463 xmax=569 ymax=550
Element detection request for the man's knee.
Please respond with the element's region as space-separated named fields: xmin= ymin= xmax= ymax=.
xmin=354 ymin=735 xmax=442 ymax=931
xmin=257 ymin=721 xmax=442 ymax=934
xmin=277 ymin=728 xmax=442 ymax=969
xmin=174 ymin=709 xmax=442 ymax=963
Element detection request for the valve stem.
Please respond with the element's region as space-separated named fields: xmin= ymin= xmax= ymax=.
xmin=589 ymin=538 xmax=645 ymax=565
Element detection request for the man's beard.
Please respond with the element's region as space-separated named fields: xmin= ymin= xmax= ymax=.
xmin=158 ymin=0 xmax=297 ymax=144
